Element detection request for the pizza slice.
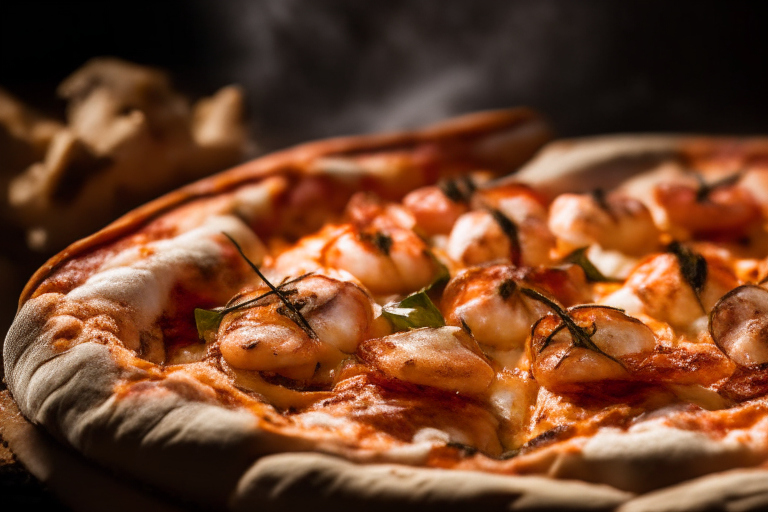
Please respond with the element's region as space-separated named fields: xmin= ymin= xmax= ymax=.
xmin=6 ymin=111 xmax=768 ymax=511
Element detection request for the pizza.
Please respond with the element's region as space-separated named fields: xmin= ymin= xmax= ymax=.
xmin=6 ymin=109 xmax=768 ymax=511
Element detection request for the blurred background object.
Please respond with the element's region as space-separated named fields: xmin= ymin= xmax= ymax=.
xmin=7 ymin=58 xmax=249 ymax=252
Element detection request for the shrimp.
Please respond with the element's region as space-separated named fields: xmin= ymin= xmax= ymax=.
xmin=654 ymin=179 xmax=761 ymax=240
xmin=441 ymin=264 xmax=590 ymax=350
xmin=218 ymin=274 xmax=375 ymax=381
xmin=402 ymin=185 xmax=469 ymax=236
xmin=603 ymin=251 xmax=739 ymax=333
xmin=323 ymin=193 xmax=440 ymax=295
xmin=548 ymin=191 xmax=660 ymax=256
xmin=529 ymin=305 xmax=657 ymax=395
xmin=446 ymin=188 xmax=555 ymax=267
xmin=358 ymin=326 xmax=495 ymax=395
xmin=709 ymin=285 xmax=768 ymax=367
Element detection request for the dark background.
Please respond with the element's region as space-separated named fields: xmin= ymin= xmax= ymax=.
xmin=2 ymin=0 xmax=768 ymax=151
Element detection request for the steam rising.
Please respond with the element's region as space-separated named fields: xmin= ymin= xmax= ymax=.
xmin=195 ymin=0 xmax=617 ymax=148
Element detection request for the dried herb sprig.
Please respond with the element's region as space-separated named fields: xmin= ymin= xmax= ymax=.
xmin=692 ymin=171 xmax=742 ymax=203
xmin=195 ymin=274 xmax=314 ymax=343
xmin=488 ymin=208 xmax=521 ymax=264
xmin=223 ymin=273 xmax=312 ymax=314
xmin=667 ymin=241 xmax=707 ymax=312
xmin=438 ymin=175 xmax=476 ymax=203
xmin=223 ymin=232 xmax=318 ymax=339
xmin=521 ymin=287 xmax=623 ymax=367
xmin=590 ymin=188 xmax=610 ymax=212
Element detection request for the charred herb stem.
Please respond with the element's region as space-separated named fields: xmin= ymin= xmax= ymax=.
xmin=521 ymin=287 xmax=623 ymax=366
xmin=438 ymin=175 xmax=476 ymax=203
xmin=223 ymin=232 xmax=318 ymax=339
xmin=693 ymin=171 xmax=742 ymax=203
xmin=488 ymin=208 xmax=521 ymax=264
xmin=564 ymin=247 xmax=615 ymax=282
xmin=222 ymin=273 xmax=313 ymax=315
xmin=590 ymin=188 xmax=610 ymax=212
xmin=360 ymin=231 xmax=393 ymax=256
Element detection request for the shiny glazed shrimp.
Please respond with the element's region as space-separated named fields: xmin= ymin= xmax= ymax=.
xmin=358 ymin=326 xmax=495 ymax=395
xmin=709 ymin=284 xmax=768 ymax=367
xmin=447 ymin=185 xmax=555 ymax=267
xmin=603 ymin=249 xmax=739 ymax=333
xmin=548 ymin=191 xmax=660 ymax=256
xmin=218 ymin=274 xmax=375 ymax=380
xmin=529 ymin=305 xmax=657 ymax=394
xmin=323 ymin=193 xmax=440 ymax=295
xmin=441 ymin=264 xmax=590 ymax=350
xmin=402 ymin=185 xmax=469 ymax=236
xmin=654 ymin=178 xmax=761 ymax=240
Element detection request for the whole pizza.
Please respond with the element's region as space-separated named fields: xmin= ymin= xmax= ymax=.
xmin=5 ymin=109 xmax=768 ymax=511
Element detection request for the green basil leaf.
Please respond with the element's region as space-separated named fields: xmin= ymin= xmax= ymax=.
xmin=564 ymin=247 xmax=613 ymax=282
xmin=382 ymin=290 xmax=446 ymax=331
xmin=194 ymin=308 xmax=223 ymax=343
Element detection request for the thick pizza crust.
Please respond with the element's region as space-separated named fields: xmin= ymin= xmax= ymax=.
xmin=6 ymin=117 xmax=768 ymax=510
xmin=5 ymin=297 xmax=291 ymax=508
xmin=231 ymin=453 xmax=631 ymax=512
xmin=512 ymin=134 xmax=768 ymax=198
xmin=617 ymin=470 xmax=768 ymax=512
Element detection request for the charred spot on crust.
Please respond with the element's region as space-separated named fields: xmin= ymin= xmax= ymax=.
xmin=445 ymin=441 xmax=478 ymax=456
xmin=519 ymin=425 xmax=573 ymax=454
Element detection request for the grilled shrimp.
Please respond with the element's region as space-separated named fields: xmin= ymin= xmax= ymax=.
xmin=603 ymin=251 xmax=739 ymax=333
xmin=529 ymin=305 xmax=657 ymax=394
xmin=218 ymin=274 xmax=375 ymax=380
xmin=709 ymin=284 xmax=768 ymax=367
xmin=654 ymin=179 xmax=761 ymax=240
xmin=548 ymin=191 xmax=660 ymax=256
xmin=323 ymin=193 xmax=440 ymax=294
xmin=358 ymin=326 xmax=495 ymax=395
xmin=441 ymin=264 xmax=590 ymax=350
xmin=447 ymin=186 xmax=555 ymax=267
xmin=402 ymin=185 xmax=469 ymax=236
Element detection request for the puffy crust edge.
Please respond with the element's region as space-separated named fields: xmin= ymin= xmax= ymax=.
xmin=4 ymin=297 xmax=311 ymax=508
xmin=512 ymin=133 xmax=768 ymax=198
xmin=231 ymin=452 xmax=632 ymax=512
